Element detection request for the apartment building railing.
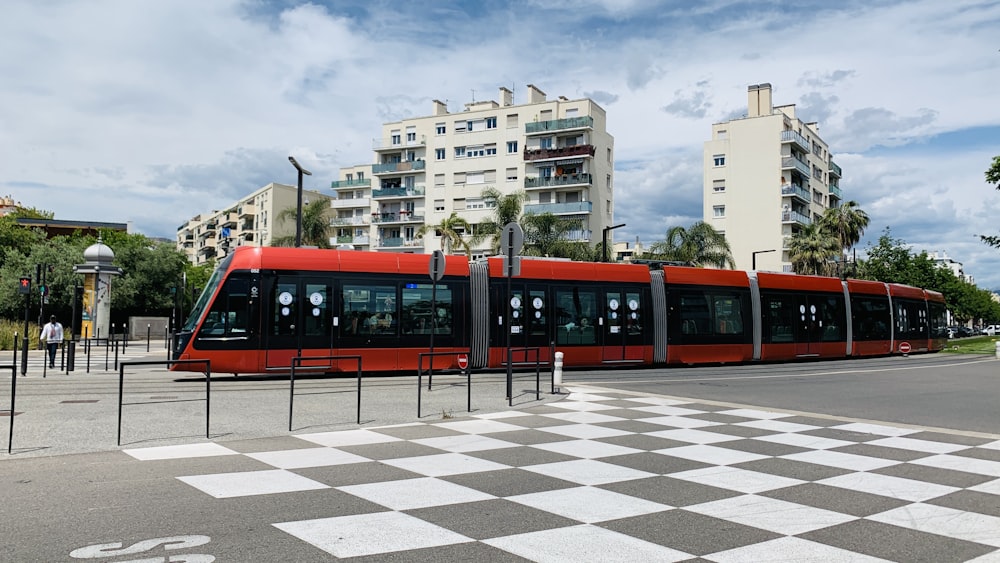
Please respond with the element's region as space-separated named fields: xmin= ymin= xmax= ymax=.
xmin=523 ymin=145 xmax=596 ymax=161
xmin=525 ymin=116 xmax=594 ymax=134
xmin=524 ymin=173 xmax=593 ymax=189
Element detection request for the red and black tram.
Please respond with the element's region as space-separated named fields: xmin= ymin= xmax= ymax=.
xmin=170 ymin=246 xmax=948 ymax=375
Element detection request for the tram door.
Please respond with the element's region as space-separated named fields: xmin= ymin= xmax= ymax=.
xmin=500 ymin=284 xmax=551 ymax=361
xmin=265 ymin=276 xmax=334 ymax=370
xmin=794 ymin=295 xmax=827 ymax=356
xmin=602 ymin=289 xmax=644 ymax=362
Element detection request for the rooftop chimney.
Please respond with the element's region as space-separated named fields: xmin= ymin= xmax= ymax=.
xmin=499 ymin=87 xmax=513 ymax=107
xmin=527 ymin=84 xmax=547 ymax=104
xmin=432 ymin=99 xmax=448 ymax=116
xmin=747 ymin=83 xmax=773 ymax=117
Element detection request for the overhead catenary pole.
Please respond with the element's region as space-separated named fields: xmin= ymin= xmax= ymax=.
xmin=288 ymin=156 xmax=313 ymax=248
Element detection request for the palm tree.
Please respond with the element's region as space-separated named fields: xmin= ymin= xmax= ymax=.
xmin=787 ymin=222 xmax=840 ymax=275
xmin=644 ymin=221 xmax=735 ymax=268
xmin=820 ymin=200 xmax=869 ymax=275
xmin=273 ymin=196 xmax=333 ymax=248
xmin=416 ymin=212 xmax=472 ymax=255
xmin=472 ymin=187 xmax=525 ymax=253
xmin=520 ymin=212 xmax=583 ymax=258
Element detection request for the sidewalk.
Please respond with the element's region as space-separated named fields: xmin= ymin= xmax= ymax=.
xmin=1 ymin=340 xmax=565 ymax=459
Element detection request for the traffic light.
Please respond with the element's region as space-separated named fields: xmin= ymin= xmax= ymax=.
xmin=18 ymin=277 xmax=31 ymax=295
xmin=40 ymin=285 xmax=48 ymax=297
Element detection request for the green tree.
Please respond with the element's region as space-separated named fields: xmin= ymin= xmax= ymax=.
xmin=273 ymin=197 xmax=333 ymax=248
xmin=980 ymin=155 xmax=1000 ymax=247
xmin=644 ymin=221 xmax=734 ymax=268
xmin=472 ymin=187 xmax=524 ymax=253
xmin=787 ymin=222 xmax=840 ymax=275
xmin=416 ymin=212 xmax=472 ymax=255
xmin=820 ymin=200 xmax=869 ymax=274
xmin=520 ymin=212 xmax=583 ymax=258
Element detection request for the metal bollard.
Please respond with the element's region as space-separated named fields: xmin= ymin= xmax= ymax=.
xmin=995 ymin=341 xmax=1000 ymax=360
xmin=553 ymin=351 xmax=564 ymax=390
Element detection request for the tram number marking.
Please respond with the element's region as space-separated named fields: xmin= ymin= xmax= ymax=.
xmin=70 ymin=534 xmax=214 ymax=562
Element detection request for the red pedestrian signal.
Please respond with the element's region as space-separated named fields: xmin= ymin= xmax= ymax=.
xmin=18 ymin=277 xmax=31 ymax=295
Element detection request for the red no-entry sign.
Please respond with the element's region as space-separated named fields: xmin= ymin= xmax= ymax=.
xmin=899 ymin=342 xmax=911 ymax=354
xmin=457 ymin=354 xmax=469 ymax=369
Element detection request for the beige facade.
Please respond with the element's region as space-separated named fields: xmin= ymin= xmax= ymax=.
xmin=176 ymin=182 xmax=328 ymax=264
xmin=332 ymin=84 xmax=616 ymax=256
xmin=703 ymin=83 xmax=843 ymax=272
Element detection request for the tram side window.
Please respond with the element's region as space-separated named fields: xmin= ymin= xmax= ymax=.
xmin=341 ymin=284 xmax=397 ymax=336
xmin=764 ymin=295 xmax=796 ymax=343
xmin=528 ymin=289 xmax=548 ymax=337
xmin=200 ymin=278 xmax=250 ymax=338
xmin=851 ymin=296 xmax=890 ymax=341
xmin=400 ymin=283 xmax=453 ymax=335
xmin=713 ymin=295 xmax=743 ymax=335
xmin=672 ymin=289 xmax=745 ymax=340
xmin=555 ymin=288 xmax=597 ymax=345
xmin=304 ymin=283 xmax=330 ymax=337
xmin=818 ymin=295 xmax=845 ymax=341
xmin=895 ymin=299 xmax=927 ymax=340
xmin=928 ymin=301 xmax=948 ymax=339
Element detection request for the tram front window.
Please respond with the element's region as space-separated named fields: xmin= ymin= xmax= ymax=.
xmin=182 ymin=255 xmax=231 ymax=332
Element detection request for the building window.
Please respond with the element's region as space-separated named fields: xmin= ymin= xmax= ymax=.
xmin=467 ymin=172 xmax=485 ymax=185
xmin=713 ymin=154 xmax=726 ymax=166
xmin=713 ymin=179 xmax=725 ymax=193
xmin=486 ymin=145 xmax=497 ymax=156
xmin=435 ymin=148 xmax=445 ymax=160
xmin=454 ymin=121 xmax=467 ymax=132
xmin=454 ymin=147 xmax=466 ymax=158
xmin=540 ymin=137 xmax=553 ymax=149
xmin=486 ymin=117 xmax=497 ymax=129
xmin=506 ymin=168 xmax=518 ymax=182
xmin=406 ymin=132 xmax=416 ymax=142
xmin=565 ymin=108 xmax=578 ymax=117
xmin=716 ymin=129 xmax=727 ymax=140
xmin=434 ymin=200 xmax=445 ymax=212
xmin=434 ymin=174 xmax=445 ymax=189
xmin=391 ymin=133 xmax=401 ymax=145
xmin=467 ymin=146 xmax=485 ymax=157
xmin=435 ymin=123 xmax=446 ymax=135
xmin=713 ymin=205 xmax=725 ymax=217
xmin=607 ymin=147 xmax=612 ymax=162
xmin=507 ymin=141 xmax=518 ymax=154
xmin=506 ymin=114 xmax=518 ymax=128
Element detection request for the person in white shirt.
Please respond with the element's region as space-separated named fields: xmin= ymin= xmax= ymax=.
xmin=40 ymin=315 xmax=64 ymax=369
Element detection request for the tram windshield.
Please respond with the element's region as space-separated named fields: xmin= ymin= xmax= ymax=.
xmin=181 ymin=254 xmax=231 ymax=332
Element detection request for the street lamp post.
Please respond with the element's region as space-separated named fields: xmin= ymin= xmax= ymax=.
xmin=602 ymin=223 xmax=626 ymax=262
xmin=752 ymin=249 xmax=776 ymax=270
xmin=288 ymin=156 xmax=312 ymax=248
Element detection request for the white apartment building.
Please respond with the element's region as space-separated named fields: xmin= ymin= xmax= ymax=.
xmin=703 ymin=83 xmax=843 ymax=272
xmin=930 ymin=250 xmax=973 ymax=284
xmin=176 ymin=182 xmax=328 ymax=265
xmin=331 ymin=84 xmax=616 ymax=256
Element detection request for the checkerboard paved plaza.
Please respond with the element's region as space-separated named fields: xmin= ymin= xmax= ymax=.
xmin=125 ymin=386 xmax=1000 ymax=562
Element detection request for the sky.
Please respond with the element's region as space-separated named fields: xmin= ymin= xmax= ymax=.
xmin=2 ymin=0 xmax=999 ymax=285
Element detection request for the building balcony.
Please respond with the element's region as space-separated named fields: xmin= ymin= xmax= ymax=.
xmin=829 ymin=184 xmax=843 ymax=199
xmin=330 ymin=178 xmax=372 ymax=190
xmin=373 ymin=185 xmax=425 ymax=199
xmin=524 ymin=201 xmax=593 ymax=215
xmin=525 ymin=116 xmax=594 ymax=135
xmin=372 ymin=212 xmax=425 ymax=224
xmin=830 ymin=160 xmax=842 ymax=178
xmin=524 ymin=145 xmax=596 ymax=162
xmin=372 ymin=160 xmax=426 ymax=175
xmin=238 ymin=204 xmax=255 ymax=218
xmin=377 ymin=237 xmax=422 ymax=248
xmin=373 ymin=135 xmax=426 ymax=150
xmin=331 ymin=216 xmax=370 ymax=227
xmin=524 ymin=173 xmax=592 ymax=189
xmin=564 ymin=229 xmax=592 ymax=242
xmin=781 ymin=156 xmax=811 ymax=176
xmin=352 ymin=235 xmax=370 ymax=246
xmin=781 ymin=210 xmax=812 ymax=225
xmin=331 ymin=197 xmax=371 ymax=209
xmin=780 ymin=130 xmax=810 ymax=152
xmin=781 ymin=183 xmax=810 ymax=202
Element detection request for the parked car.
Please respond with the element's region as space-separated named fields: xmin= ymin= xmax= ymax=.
xmin=948 ymin=326 xmax=975 ymax=338
xmin=981 ymin=325 xmax=999 ymax=336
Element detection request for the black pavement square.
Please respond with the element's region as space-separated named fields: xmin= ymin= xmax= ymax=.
xmin=367 ymin=423 xmax=464 ymax=440
xmin=680 ymin=402 xmax=732 ymax=412
xmin=594 ymin=418 xmax=687 ymax=434
xmin=953 ymin=446 xmax=1000 ymax=463
xmin=600 ymin=510 xmax=781 ymax=556
xmin=831 ymin=442 xmax=933 ymax=462
xmin=484 ymin=429 xmax=577 ymax=446
xmin=799 ymin=519 xmax=996 ymax=563
xmin=296 ymin=460 xmax=423 ymax=487
xmin=503 ymin=414 xmax=582 ymax=428
xmin=927 ymin=490 xmax=1000 ymax=518
xmin=731 ymin=457 xmax=852 ymax=481
xmin=798 ymin=427 xmax=883 ymax=442
xmin=684 ymin=412 xmax=756 ymax=425
xmin=347 ymin=541 xmax=529 ymax=563
xmin=710 ymin=437 xmax=809 ymax=457
xmin=407 ymin=498 xmax=579 ymax=540
xmin=760 ymin=482 xmax=909 ymax=517
xmin=594 ymin=433 xmax=692 ymax=452
xmin=599 ymin=475 xmax=740 ymax=507
xmin=778 ymin=415 xmax=846 ymax=427
xmin=905 ymin=431 xmax=992 ymax=447
xmin=442 ymin=467 xmax=579 ymax=497
xmin=599 ymin=451 xmax=712 ymax=475
xmin=225 ymin=436 xmax=330 ymax=453
xmin=465 ymin=445 xmax=577 ymax=467
xmin=871 ymin=462 xmax=995 ymax=488
xmin=697 ymin=424 xmax=779 ymax=439
xmin=589 ymin=407 xmax=683 ymax=420
xmin=338 ymin=440 xmax=446 ymax=460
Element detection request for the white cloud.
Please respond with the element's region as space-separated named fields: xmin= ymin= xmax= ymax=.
xmin=1 ymin=0 xmax=999 ymax=287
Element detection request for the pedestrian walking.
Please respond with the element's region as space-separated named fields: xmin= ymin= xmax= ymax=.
xmin=40 ymin=315 xmax=64 ymax=368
